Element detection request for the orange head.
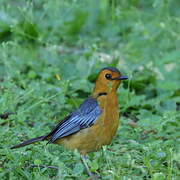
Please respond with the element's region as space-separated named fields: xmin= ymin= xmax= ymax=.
xmin=93 ymin=67 xmax=128 ymax=97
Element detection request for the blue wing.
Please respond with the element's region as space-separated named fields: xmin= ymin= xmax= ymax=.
xmin=48 ymin=97 xmax=102 ymax=143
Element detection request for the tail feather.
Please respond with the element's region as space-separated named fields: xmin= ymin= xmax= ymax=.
xmin=11 ymin=135 xmax=46 ymax=149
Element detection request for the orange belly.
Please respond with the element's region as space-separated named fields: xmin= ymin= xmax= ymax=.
xmin=56 ymin=123 xmax=103 ymax=154
xmin=55 ymin=92 xmax=119 ymax=154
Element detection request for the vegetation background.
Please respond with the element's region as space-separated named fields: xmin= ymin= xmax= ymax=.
xmin=0 ymin=0 xmax=179 ymax=179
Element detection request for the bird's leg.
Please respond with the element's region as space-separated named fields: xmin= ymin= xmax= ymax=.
xmin=80 ymin=154 xmax=93 ymax=177
xmin=80 ymin=154 xmax=99 ymax=179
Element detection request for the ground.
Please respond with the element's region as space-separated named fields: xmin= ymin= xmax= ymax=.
xmin=0 ymin=0 xmax=179 ymax=179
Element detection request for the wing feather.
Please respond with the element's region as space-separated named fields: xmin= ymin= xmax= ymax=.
xmin=48 ymin=98 xmax=102 ymax=143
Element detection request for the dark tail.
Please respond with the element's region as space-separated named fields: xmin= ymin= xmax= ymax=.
xmin=11 ymin=135 xmax=46 ymax=149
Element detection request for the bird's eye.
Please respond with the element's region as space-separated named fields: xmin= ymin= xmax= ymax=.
xmin=105 ymin=74 xmax=112 ymax=80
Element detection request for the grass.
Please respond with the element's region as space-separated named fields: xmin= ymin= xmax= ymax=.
xmin=0 ymin=0 xmax=180 ymax=179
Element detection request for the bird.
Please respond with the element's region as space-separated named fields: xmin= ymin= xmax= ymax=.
xmin=11 ymin=67 xmax=128 ymax=178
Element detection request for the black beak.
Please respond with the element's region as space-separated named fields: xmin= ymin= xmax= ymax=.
xmin=111 ymin=75 xmax=128 ymax=80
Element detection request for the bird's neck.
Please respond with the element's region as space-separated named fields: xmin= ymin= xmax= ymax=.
xmin=92 ymin=82 xmax=118 ymax=98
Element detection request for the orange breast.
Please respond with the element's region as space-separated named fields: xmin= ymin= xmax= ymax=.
xmin=99 ymin=92 xmax=119 ymax=145
xmin=55 ymin=92 xmax=119 ymax=154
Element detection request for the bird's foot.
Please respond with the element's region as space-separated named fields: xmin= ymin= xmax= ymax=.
xmin=80 ymin=155 xmax=100 ymax=179
xmin=87 ymin=172 xmax=100 ymax=180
